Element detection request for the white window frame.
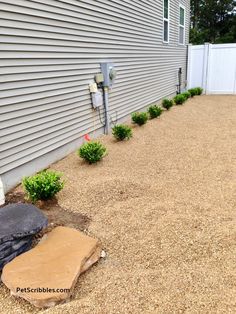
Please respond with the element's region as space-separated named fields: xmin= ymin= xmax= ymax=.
xmin=163 ymin=0 xmax=170 ymax=43
xmin=179 ymin=4 xmax=185 ymax=45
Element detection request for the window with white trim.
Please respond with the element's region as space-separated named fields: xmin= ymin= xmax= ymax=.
xmin=163 ymin=0 xmax=169 ymax=43
xmin=179 ymin=5 xmax=185 ymax=45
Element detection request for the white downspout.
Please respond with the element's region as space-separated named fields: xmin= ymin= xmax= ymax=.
xmin=0 ymin=177 xmax=5 ymax=205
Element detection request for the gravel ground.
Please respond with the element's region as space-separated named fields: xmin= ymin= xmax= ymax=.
xmin=0 ymin=95 xmax=236 ymax=314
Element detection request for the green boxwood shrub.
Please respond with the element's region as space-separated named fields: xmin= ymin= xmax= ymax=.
xmin=188 ymin=88 xmax=197 ymax=97
xmin=112 ymin=124 xmax=132 ymax=141
xmin=148 ymin=105 xmax=163 ymax=119
xmin=131 ymin=112 xmax=148 ymax=126
xmin=22 ymin=170 xmax=64 ymax=202
xmin=188 ymin=87 xmax=203 ymax=97
xmin=78 ymin=141 xmax=106 ymax=164
xmin=182 ymin=91 xmax=191 ymax=100
xmin=196 ymin=87 xmax=203 ymax=95
xmin=174 ymin=94 xmax=186 ymax=105
xmin=162 ymin=99 xmax=174 ymax=110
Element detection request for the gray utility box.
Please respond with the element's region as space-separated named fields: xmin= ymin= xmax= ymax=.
xmin=100 ymin=62 xmax=117 ymax=88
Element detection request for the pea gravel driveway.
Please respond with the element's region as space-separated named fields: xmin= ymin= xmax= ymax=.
xmin=0 ymin=95 xmax=235 ymax=314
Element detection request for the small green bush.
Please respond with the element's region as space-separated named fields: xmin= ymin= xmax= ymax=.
xmin=174 ymin=94 xmax=186 ymax=105
xmin=148 ymin=105 xmax=163 ymax=119
xmin=22 ymin=170 xmax=64 ymax=202
xmin=78 ymin=141 xmax=106 ymax=164
xmin=188 ymin=87 xmax=203 ymax=97
xmin=182 ymin=91 xmax=191 ymax=100
xmin=188 ymin=88 xmax=197 ymax=97
xmin=131 ymin=112 xmax=148 ymax=126
xmin=112 ymin=124 xmax=132 ymax=141
xmin=162 ymin=99 xmax=174 ymax=110
xmin=195 ymin=87 xmax=203 ymax=95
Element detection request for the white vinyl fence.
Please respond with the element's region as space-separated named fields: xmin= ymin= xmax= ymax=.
xmin=187 ymin=43 xmax=236 ymax=94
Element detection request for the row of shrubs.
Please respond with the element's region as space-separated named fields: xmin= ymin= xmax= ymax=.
xmin=22 ymin=87 xmax=203 ymax=202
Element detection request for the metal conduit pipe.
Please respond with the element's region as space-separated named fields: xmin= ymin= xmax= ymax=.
xmin=103 ymin=86 xmax=110 ymax=135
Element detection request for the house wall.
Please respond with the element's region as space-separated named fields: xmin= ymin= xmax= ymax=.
xmin=0 ymin=0 xmax=190 ymax=192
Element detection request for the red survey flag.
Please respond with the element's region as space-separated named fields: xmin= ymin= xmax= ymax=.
xmin=84 ymin=134 xmax=91 ymax=141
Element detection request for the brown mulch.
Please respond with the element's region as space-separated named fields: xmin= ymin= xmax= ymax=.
xmin=0 ymin=95 xmax=235 ymax=314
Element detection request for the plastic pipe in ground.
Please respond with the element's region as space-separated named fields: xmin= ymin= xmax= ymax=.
xmin=0 ymin=177 xmax=5 ymax=205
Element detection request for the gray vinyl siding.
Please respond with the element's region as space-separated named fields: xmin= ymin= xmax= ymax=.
xmin=0 ymin=0 xmax=190 ymax=191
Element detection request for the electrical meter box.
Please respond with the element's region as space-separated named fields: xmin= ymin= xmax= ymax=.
xmin=100 ymin=62 xmax=117 ymax=88
xmin=91 ymin=91 xmax=103 ymax=109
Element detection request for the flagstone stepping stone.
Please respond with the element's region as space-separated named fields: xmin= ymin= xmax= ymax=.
xmin=0 ymin=236 xmax=33 ymax=260
xmin=0 ymin=236 xmax=33 ymax=269
xmin=0 ymin=203 xmax=48 ymax=269
xmin=0 ymin=203 xmax=48 ymax=243
xmin=1 ymin=226 xmax=102 ymax=308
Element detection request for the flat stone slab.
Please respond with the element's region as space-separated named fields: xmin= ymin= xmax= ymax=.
xmin=0 ymin=204 xmax=48 ymax=244
xmin=1 ymin=226 xmax=102 ymax=308
xmin=0 ymin=236 xmax=33 ymax=259
xmin=0 ymin=236 xmax=33 ymax=269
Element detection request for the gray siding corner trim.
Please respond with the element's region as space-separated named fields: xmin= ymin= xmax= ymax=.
xmin=0 ymin=0 xmax=190 ymax=192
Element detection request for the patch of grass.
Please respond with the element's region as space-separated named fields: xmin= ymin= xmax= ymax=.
xmin=174 ymin=94 xmax=186 ymax=105
xmin=22 ymin=170 xmax=64 ymax=202
xmin=148 ymin=105 xmax=163 ymax=119
xmin=78 ymin=141 xmax=107 ymax=164
xmin=162 ymin=99 xmax=174 ymax=110
xmin=131 ymin=112 xmax=148 ymax=126
xmin=112 ymin=124 xmax=133 ymax=141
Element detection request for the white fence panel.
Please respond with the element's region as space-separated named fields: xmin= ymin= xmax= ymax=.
xmin=187 ymin=45 xmax=205 ymax=89
xmin=187 ymin=43 xmax=236 ymax=94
